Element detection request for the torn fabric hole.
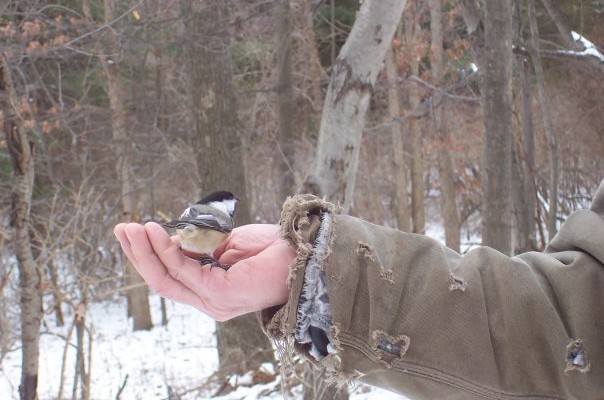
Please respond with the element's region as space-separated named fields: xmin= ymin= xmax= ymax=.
xmin=448 ymin=274 xmax=466 ymax=292
xmin=358 ymin=242 xmax=395 ymax=284
xmin=377 ymin=339 xmax=401 ymax=356
xmin=372 ymin=331 xmax=410 ymax=365
xmin=564 ymin=339 xmax=591 ymax=374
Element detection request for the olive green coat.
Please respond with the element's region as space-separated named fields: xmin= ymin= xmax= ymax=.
xmin=264 ymin=180 xmax=604 ymax=400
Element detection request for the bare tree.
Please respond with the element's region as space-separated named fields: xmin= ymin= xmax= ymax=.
xmin=430 ymin=0 xmax=460 ymax=252
xmin=528 ymin=0 xmax=559 ymax=240
xmin=180 ymin=0 xmax=274 ymax=378
xmin=385 ymin=42 xmax=411 ymax=232
xmin=481 ymin=0 xmax=514 ymax=254
xmin=300 ymin=0 xmax=325 ymax=113
xmin=303 ymin=0 xmax=408 ymax=212
xmin=512 ymin=0 xmax=536 ymax=253
xmin=404 ymin=3 xmax=426 ymax=234
xmin=1 ymin=57 xmax=42 ymax=400
xmin=276 ymin=0 xmax=296 ymax=200
xmin=101 ymin=0 xmax=153 ymax=332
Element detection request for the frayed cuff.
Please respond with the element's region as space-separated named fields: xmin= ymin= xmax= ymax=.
xmin=294 ymin=211 xmax=335 ymax=360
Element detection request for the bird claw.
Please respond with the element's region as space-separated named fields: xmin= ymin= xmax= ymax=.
xmin=212 ymin=262 xmax=231 ymax=271
xmin=197 ymin=255 xmax=230 ymax=271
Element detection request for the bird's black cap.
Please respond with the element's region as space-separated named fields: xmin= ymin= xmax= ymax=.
xmin=197 ymin=190 xmax=238 ymax=204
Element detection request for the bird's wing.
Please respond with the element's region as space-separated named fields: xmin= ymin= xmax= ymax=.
xmin=163 ymin=207 xmax=232 ymax=233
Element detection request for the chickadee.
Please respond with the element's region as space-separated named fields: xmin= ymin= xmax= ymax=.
xmin=163 ymin=191 xmax=238 ymax=270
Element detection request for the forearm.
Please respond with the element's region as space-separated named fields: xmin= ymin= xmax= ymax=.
xmin=264 ymin=191 xmax=604 ymax=399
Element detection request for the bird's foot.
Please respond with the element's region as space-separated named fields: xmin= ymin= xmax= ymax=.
xmin=198 ymin=255 xmax=230 ymax=271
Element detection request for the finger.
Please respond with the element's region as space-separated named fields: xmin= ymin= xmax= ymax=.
xmin=124 ymin=223 xmax=203 ymax=307
xmin=144 ymin=222 xmax=217 ymax=295
xmin=219 ymin=245 xmax=252 ymax=266
xmin=114 ymin=223 xmax=136 ymax=263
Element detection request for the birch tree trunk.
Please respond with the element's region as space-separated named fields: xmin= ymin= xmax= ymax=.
xmin=302 ymin=0 xmax=407 ymax=212
xmin=528 ymin=0 xmax=559 ymax=240
xmin=1 ymin=58 xmax=42 ymax=400
xmin=430 ymin=0 xmax=460 ymax=252
xmin=481 ymin=0 xmax=514 ymax=254
xmin=102 ymin=0 xmax=153 ymax=332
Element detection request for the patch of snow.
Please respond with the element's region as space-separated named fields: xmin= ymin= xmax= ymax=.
xmin=1 ymin=296 xmax=218 ymax=400
xmin=1 ymin=295 xmax=409 ymax=399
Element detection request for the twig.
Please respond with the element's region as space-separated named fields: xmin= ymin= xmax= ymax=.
xmin=116 ymin=374 xmax=129 ymax=400
xmin=61 ymin=0 xmax=145 ymax=49
xmin=406 ymin=75 xmax=480 ymax=102
xmin=56 ymin=315 xmax=77 ymax=400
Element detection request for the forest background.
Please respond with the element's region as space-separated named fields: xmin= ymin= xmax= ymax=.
xmin=1 ymin=0 xmax=603 ymax=399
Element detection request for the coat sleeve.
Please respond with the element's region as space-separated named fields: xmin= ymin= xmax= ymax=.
xmin=262 ymin=181 xmax=604 ymax=400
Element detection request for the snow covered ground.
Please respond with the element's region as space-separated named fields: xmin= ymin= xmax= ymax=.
xmin=0 ymin=295 xmax=407 ymax=399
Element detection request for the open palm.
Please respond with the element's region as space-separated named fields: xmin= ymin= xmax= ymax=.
xmin=114 ymin=222 xmax=293 ymax=321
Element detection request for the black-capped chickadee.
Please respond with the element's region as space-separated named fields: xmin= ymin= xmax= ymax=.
xmin=163 ymin=190 xmax=238 ymax=270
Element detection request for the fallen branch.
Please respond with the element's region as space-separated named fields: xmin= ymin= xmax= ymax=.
xmin=115 ymin=374 xmax=129 ymax=400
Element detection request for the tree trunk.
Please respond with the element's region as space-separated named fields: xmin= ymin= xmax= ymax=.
xmin=330 ymin=0 xmax=336 ymax=66
xmin=302 ymin=0 xmax=407 ymax=212
xmin=460 ymin=0 xmax=482 ymax=35
xmin=276 ymin=0 xmax=296 ymax=201
xmin=528 ymin=0 xmax=559 ymax=240
xmin=48 ymin=260 xmax=65 ymax=326
xmin=460 ymin=0 xmax=484 ymax=71
xmin=405 ymin=6 xmax=426 ymax=234
xmin=180 ymin=0 xmax=273 ymax=375
xmin=430 ymin=0 xmax=460 ymax=251
xmin=512 ymin=0 xmax=536 ymax=253
xmin=1 ymin=58 xmax=42 ymax=400
xmin=102 ymin=0 xmax=153 ymax=332
xmin=385 ymin=44 xmax=411 ymax=232
xmin=481 ymin=0 xmax=513 ymax=254
xmin=72 ymin=304 xmax=90 ymax=400
xmin=435 ymin=104 xmax=460 ymax=252
xmin=301 ymin=0 xmax=324 ymax=113
xmin=520 ymin=54 xmax=536 ymax=249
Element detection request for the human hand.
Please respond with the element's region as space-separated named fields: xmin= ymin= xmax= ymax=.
xmin=113 ymin=222 xmax=294 ymax=321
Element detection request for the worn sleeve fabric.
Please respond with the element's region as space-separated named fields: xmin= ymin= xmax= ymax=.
xmin=263 ymin=181 xmax=604 ymax=400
